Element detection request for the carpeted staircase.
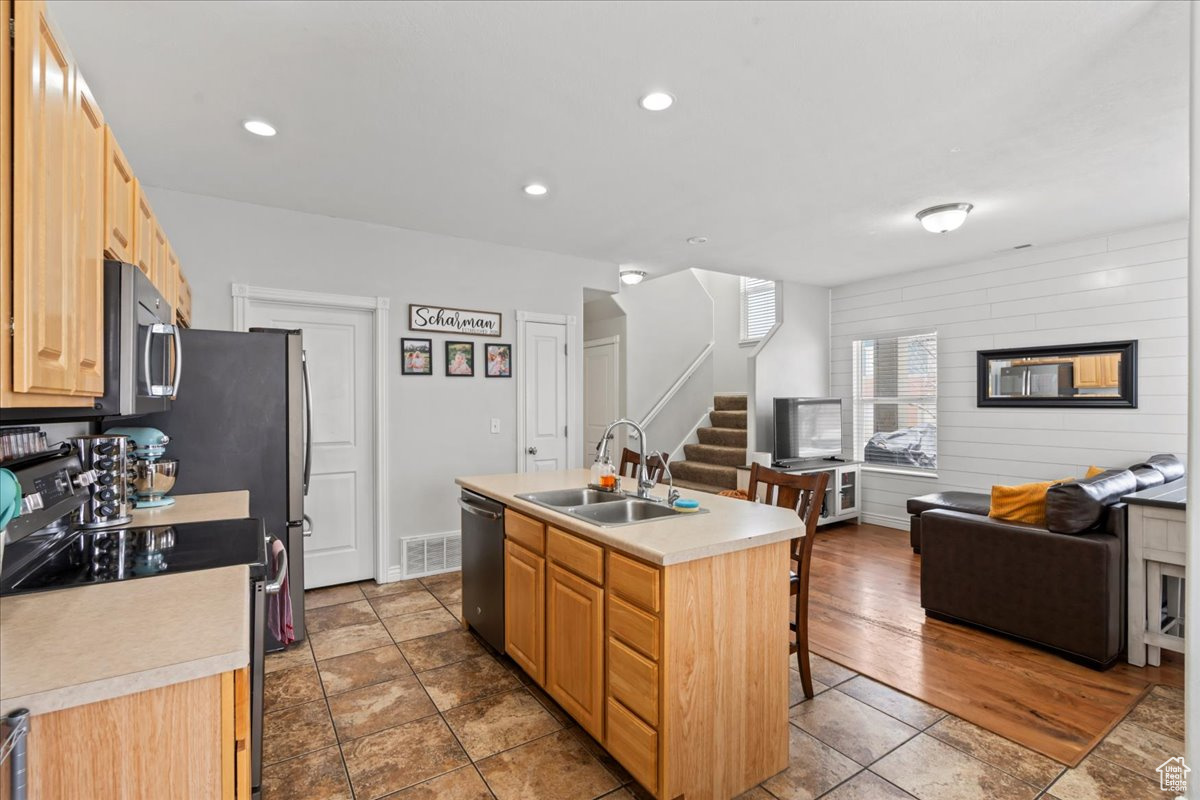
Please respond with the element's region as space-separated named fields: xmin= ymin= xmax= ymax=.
xmin=672 ymin=394 xmax=748 ymax=493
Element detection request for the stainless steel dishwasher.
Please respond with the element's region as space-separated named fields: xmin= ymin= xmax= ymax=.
xmin=459 ymin=490 xmax=506 ymax=652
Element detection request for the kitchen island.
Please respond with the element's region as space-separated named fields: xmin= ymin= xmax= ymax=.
xmin=456 ymin=469 xmax=803 ymax=800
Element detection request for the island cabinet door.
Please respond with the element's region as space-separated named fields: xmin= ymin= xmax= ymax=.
xmin=545 ymin=563 xmax=605 ymax=740
xmin=504 ymin=539 xmax=545 ymax=684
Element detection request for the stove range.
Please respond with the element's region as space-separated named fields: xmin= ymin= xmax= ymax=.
xmin=0 ymin=517 xmax=267 ymax=596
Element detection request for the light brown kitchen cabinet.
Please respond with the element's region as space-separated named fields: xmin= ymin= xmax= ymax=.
xmin=73 ymin=71 xmax=105 ymax=397
xmin=9 ymin=0 xmax=79 ymax=399
xmin=163 ymin=245 xmax=180 ymax=320
xmin=3 ymin=0 xmax=101 ymax=407
xmin=545 ymin=562 xmax=605 ymax=740
xmin=13 ymin=669 xmax=250 ymax=800
xmin=152 ymin=220 xmax=168 ymax=293
xmin=221 ymin=667 xmax=252 ymax=799
xmin=498 ymin=503 xmax=790 ymax=799
xmin=504 ymin=539 xmax=545 ymax=683
xmin=1073 ymin=354 xmax=1122 ymax=390
xmin=132 ymin=180 xmax=155 ymax=280
xmin=177 ymin=271 xmax=193 ymax=327
xmin=103 ymin=125 xmax=136 ymax=262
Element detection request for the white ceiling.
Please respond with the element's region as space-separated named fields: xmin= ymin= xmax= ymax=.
xmin=50 ymin=0 xmax=1188 ymax=286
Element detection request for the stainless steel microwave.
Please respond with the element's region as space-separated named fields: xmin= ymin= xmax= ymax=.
xmin=94 ymin=260 xmax=182 ymax=417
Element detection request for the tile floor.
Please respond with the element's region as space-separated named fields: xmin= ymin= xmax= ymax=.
xmin=263 ymin=571 xmax=1186 ymax=800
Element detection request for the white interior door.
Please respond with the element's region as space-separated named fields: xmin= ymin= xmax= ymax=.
xmin=583 ymin=339 xmax=620 ymax=463
xmin=523 ymin=320 xmax=568 ymax=471
xmin=244 ymin=300 xmax=377 ymax=587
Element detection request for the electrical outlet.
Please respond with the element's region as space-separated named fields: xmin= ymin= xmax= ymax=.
xmin=490 ymin=418 xmax=501 ymax=434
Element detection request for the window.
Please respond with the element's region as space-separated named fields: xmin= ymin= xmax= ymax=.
xmin=740 ymin=277 xmax=777 ymax=342
xmin=852 ymin=331 xmax=938 ymax=472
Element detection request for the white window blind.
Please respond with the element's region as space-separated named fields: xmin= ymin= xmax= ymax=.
xmin=740 ymin=277 xmax=777 ymax=342
xmin=852 ymin=332 xmax=938 ymax=471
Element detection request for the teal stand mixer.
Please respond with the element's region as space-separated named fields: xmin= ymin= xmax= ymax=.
xmin=105 ymin=426 xmax=178 ymax=508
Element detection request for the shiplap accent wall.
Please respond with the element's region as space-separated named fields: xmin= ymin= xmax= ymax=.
xmin=830 ymin=220 xmax=1189 ymax=529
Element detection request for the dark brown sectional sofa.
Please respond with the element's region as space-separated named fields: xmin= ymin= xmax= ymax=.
xmin=907 ymin=455 xmax=1185 ymax=669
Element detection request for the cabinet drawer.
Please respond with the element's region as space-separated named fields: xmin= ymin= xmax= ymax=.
xmin=608 ymin=637 xmax=658 ymax=726
xmin=608 ymin=595 xmax=659 ymax=660
xmin=505 ymin=509 xmax=545 ymax=555
xmin=609 ymin=552 xmax=661 ymax=613
xmin=606 ymin=697 xmax=658 ymax=794
xmin=547 ymin=526 xmax=604 ymax=584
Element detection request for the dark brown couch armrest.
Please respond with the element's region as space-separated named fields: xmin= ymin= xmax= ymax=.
xmin=919 ymin=509 xmax=1124 ymax=665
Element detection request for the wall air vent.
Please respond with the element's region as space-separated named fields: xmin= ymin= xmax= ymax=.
xmin=400 ymin=531 xmax=462 ymax=578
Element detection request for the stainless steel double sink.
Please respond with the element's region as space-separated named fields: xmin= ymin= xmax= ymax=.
xmin=515 ymin=487 xmax=706 ymax=527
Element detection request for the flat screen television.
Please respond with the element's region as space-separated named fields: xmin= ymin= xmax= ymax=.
xmin=772 ymin=397 xmax=843 ymax=464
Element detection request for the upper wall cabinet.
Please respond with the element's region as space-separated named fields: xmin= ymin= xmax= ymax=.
xmin=132 ymin=180 xmax=155 ymax=281
xmin=7 ymin=0 xmax=92 ymax=404
xmin=103 ymin=126 xmax=135 ymax=263
xmin=3 ymin=0 xmax=193 ymax=409
xmin=74 ymin=72 xmax=106 ymax=397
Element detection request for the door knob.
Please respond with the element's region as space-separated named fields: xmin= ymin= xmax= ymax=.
xmin=527 ymin=446 xmax=538 ymax=455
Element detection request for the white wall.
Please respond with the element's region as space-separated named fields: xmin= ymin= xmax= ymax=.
xmin=615 ymin=270 xmax=714 ymax=423
xmin=147 ymin=187 xmax=616 ymax=573
xmin=830 ymin=220 xmax=1190 ymax=528
xmin=751 ymin=282 xmax=832 ymax=453
xmin=694 ymin=269 xmax=748 ymax=394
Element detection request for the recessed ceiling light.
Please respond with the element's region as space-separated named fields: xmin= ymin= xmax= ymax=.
xmin=916 ymin=203 xmax=973 ymax=233
xmin=639 ymin=91 xmax=674 ymax=111
xmin=619 ymin=269 xmax=647 ymax=285
xmin=242 ymin=119 xmax=277 ymax=137
xmin=523 ymin=183 xmax=548 ymax=197
xmin=686 ymin=236 xmax=708 ymax=245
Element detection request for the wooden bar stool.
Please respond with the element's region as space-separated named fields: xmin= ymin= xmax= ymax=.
xmin=618 ymin=447 xmax=669 ymax=484
xmin=746 ymin=463 xmax=829 ymax=699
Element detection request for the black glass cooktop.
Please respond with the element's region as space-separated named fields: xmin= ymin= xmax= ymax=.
xmin=0 ymin=518 xmax=267 ymax=596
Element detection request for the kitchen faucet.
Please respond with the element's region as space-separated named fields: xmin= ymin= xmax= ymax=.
xmin=595 ymin=418 xmax=656 ymax=499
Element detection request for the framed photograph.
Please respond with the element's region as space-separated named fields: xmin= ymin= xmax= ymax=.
xmin=445 ymin=341 xmax=475 ymax=377
xmin=401 ymin=338 xmax=432 ymax=375
xmin=485 ymin=343 xmax=512 ymax=378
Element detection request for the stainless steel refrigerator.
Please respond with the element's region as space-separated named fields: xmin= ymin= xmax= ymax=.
xmin=138 ymin=328 xmax=311 ymax=646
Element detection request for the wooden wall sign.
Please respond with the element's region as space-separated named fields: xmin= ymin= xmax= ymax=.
xmin=409 ymin=304 xmax=502 ymax=337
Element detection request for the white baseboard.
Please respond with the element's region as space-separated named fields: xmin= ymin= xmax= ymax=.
xmin=861 ymin=512 xmax=909 ymax=531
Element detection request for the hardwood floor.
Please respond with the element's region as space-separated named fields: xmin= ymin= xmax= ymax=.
xmin=805 ymin=522 xmax=1184 ymax=767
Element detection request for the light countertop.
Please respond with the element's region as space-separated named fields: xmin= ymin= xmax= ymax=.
xmin=1123 ymin=480 xmax=1187 ymax=510
xmin=456 ymin=469 xmax=803 ymax=566
xmin=129 ymin=489 xmax=250 ymax=526
xmin=0 ymin=491 xmax=253 ymax=715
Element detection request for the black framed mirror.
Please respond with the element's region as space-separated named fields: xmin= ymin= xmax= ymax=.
xmin=977 ymin=341 xmax=1137 ymax=408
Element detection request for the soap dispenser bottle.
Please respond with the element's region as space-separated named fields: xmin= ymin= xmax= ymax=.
xmin=591 ymin=454 xmax=617 ymax=491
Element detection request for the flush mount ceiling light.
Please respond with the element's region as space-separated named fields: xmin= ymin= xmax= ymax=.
xmin=523 ymin=183 xmax=549 ymax=197
xmin=916 ymin=203 xmax=973 ymax=233
xmin=686 ymin=236 xmax=708 ymax=245
xmin=619 ymin=268 xmax=647 ymax=285
xmin=242 ymin=119 xmax=277 ymax=137
xmin=639 ymin=91 xmax=674 ymax=111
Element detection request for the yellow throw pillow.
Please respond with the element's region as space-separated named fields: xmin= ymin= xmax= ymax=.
xmin=1085 ymin=466 xmax=1107 ymax=479
xmin=989 ymin=479 xmax=1072 ymax=526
